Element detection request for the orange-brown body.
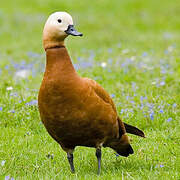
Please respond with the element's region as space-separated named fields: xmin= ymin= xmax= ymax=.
xmin=38 ymin=47 xmax=125 ymax=151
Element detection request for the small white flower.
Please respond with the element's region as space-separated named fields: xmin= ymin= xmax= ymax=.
xmin=6 ymin=87 xmax=13 ymax=91
xmin=101 ymin=62 xmax=107 ymax=68
xmin=168 ymin=46 xmax=173 ymax=52
xmin=130 ymin=56 xmax=136 ymax=61
xmin=15 ymin=69 xmax=30 ymax=78
xmin=1 ymin=160 xmax=5 ymax=166
xmin=122 ymin=49 xmax=129 ymax=54
xmin=152 ymin=81 xmax=156 ymax=85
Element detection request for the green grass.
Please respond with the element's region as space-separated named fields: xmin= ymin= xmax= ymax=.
xmin=0 ymin=0 xmax=180 ymax=179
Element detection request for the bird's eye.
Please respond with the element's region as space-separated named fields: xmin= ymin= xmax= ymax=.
xmin=57 ymin=19 xmax=62 ymax=23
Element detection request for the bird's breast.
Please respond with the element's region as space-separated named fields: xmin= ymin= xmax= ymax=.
xmin=38 ymin=77 xmax=118 ymax=147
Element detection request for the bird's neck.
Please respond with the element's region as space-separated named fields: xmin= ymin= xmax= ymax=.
xmin=43 ymin=39 xmax=65 ymax=51
xmin=44 ymin=46 xmax=78 ymax=79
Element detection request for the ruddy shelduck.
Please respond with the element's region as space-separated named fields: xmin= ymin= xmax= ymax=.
xmin=38 ymin=12 xmax=145 ymax=174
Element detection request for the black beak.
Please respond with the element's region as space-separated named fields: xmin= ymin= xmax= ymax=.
xmin=65 ymin=25 xmax=83 ymax=36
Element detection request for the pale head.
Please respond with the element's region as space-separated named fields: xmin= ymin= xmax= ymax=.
xmin=43 ymin=12 xmax=82 ymax=50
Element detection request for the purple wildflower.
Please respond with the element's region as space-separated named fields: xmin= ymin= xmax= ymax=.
xmin=111 ymin=94 xmax=115 ymax=98
xmin=161 ymin=69 xmax=166 ymax=74
xmin=79 ymin=62 xmax=93 ymax=69
xmin=160 ymin=81 xmax=165 ymax=86
xmin=27 ymin=51 xmax=41 ymax=58
xmin=107 ymin=69 xmax=112 ymax=72
xmin=120 ymin=109 xmax=124 ymax=114
xmin=108 ymin=48 xmax=113 ymax=53
xmin=129 ymin=109 xmax=133 ymax=113
xmin=167 ymin=118 xmax=172 ymax=122
xmin=142 ymin=52 xmax=148 ymax=57
xmin=5 ymin=176 xmax=10 ymax=180
xmin=150 ymin=112 xmax=154 ymax=120
xmin=160 ymin=164 xmax=164 ymax=168
xmin=140 ymin=104 xmax=144 ymax=109
xmin=164 ymin=50 xmax=169 ymax=54
xmin=25 ymin=100 xmax=38 ymax=106
xmin=10 ymin=92 xmax=18 ymax=97
xmin=77 ymin=57 xmax=81 ymax=61
xmin=88 ymin=52 xmax=95 ymax=61
xmin=140 ymin=96 xmax=147 ymax=101
xmin=116 ymin=43 xmax=121 ymax=48
xmin=1 ymin=160 xmax=5 ymax=166
xmin=108 ymin=58 xmax=112 ymax=64
xmin=73 ymin=64 xmax=79 ymax=71
xmin=0 ymin=107 xmax=2 ymax=111
xmin=147 ymin=103 xmax=154 ymax=110
xmin=159 ymin=109 xmax=164 ymax=113
xmin=163 ymin=32 xmax=172 ymax=39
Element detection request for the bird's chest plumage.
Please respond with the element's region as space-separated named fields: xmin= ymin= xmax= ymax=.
xmin=38 ymin=78 xmax=117 ymax=147
xmin=38 ymin=78 xmax=88 ymax=123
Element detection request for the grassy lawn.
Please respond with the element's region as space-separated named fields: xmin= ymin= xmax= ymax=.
xmin=0 ymin=0 xmax=180 ymax=179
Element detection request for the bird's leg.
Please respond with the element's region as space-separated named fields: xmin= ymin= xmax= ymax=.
xmin=67 ymin=152 xmax=75 ymax=173
xmin=96 ymin=148 xmax=102 ymax=175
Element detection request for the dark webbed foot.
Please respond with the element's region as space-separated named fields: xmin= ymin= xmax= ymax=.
xmin=96 ymin=148 xmax=102 ymax=175
xmin=67 ymin=152 xmax=75 ymax=173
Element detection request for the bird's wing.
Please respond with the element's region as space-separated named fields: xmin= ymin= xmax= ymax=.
xmin=84 ymin=78 xmax=127 ymax=136
xmin=83 ymin=78 xmax=117 ymax=112
xmin=83 ymin=78 xmax=145 ymax=138
xmin=84 ymin=78 xmax=146 ymax=138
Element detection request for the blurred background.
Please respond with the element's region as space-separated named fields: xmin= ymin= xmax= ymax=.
xmin=0 ymin=0 xmax=179 ymax=179
xmin=1 ymin=0 xmax=180 ymax=53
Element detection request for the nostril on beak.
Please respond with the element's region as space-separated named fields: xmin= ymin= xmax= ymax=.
xmin=65 ymin=25 xmax=83 ymax=37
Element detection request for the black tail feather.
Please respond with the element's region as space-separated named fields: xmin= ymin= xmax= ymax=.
xmin=116 ymin=144 xmax=134 ymax=157
xmin=124 ymin=123 xmax=145 ymax=138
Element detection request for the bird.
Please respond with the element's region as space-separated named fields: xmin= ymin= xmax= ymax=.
xmin=38 ymin=11 xmax=145 ymax=175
